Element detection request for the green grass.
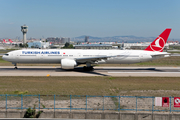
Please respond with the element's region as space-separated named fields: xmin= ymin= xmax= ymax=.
xmin=0 ymin=49 xmax=18 ymax=53
xmin=169 ymin=46 xmax=180 ymax=50
xmin=0 ymin=76 xmax=180 ymax=96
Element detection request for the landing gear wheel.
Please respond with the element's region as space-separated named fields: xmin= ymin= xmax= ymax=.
xmin=14 ymin=63 xmax=18 ymax=69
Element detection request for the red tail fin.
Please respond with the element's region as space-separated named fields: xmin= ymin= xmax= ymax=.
xmin=9 ymin=39 xmax=13 ymax=43
xmin=3 ymin=39 xmax=7 ymax=43
xmin=145 ymin=28 xmax=171 ymax=52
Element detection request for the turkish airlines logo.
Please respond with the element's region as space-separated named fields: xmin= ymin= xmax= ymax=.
xmin=150 ymin=37 xmax=165 ymax=52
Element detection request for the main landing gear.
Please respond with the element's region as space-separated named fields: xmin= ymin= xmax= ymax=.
xmin=83 ymin=62 xmax=94 ymax=71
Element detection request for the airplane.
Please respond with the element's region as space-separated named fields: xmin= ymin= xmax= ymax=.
xmin=2 ymin=28 xmax=171 ymax=70
xmin=9 ymin=39 xmax=13 ymax=43
xmin=2 ymin=39 xmax=12 ymax=45
xmin=8 ymin=39 xmax=22 ymax=45
xmin=3 ymin=39 xmax=10 ymax=44
xmin=3 ymin=39 xmax=7 ymax=43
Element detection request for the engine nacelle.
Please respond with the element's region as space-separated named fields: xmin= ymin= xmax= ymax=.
xmin=61 ymin=59 xmax=77 ymax=69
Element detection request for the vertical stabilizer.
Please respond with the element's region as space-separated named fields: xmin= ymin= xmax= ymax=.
xmin=145 ymin=28 xmax=171 ymax=52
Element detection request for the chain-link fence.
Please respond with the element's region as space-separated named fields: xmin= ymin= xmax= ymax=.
xmin=0 ymin=95 xmax=180 ymax=113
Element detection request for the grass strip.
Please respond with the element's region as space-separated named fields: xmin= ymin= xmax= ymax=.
xmin=0 ymin=76 xmax=180 ymax=96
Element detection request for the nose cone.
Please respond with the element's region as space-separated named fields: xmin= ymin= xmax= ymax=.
xmin=2 ymin=55 xmax=5 ymax=60
xmin=2 ymin=54 xmax=8 ymax=61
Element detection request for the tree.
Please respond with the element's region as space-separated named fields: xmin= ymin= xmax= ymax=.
xmin=69 ymin=44 xmax=73 ymax=48
xmin=64 ymin=42 xmax=70 ymax=48
xmin=19 ymin=43 xmax=28 ymax=48
xmin=63 ymin=42 xmax=74 ymax=49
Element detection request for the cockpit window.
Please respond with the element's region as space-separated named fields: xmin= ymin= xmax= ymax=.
xmin=4 ymin=54 xmax=9 ymax=56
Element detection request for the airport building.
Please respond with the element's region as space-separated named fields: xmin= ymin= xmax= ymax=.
xmin=85 ymin=36 xmax=89 ymax=42
xmin=74 ymin=44 xmax=112 ymax=49
xmin=61 ymin=37 xmax=70 ymax=44
xmin=46 ymin=37 xmax=61 ymax=44
xmin=27 ymin=41 xmax=50 ymax=49
xmin=47 ymin=37 xmax=70 ymax=44
xmin=123 ymin=42 xmax=169 ymax=50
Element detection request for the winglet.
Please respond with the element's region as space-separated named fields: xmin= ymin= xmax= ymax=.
xmin=145 ymin=28 xmax=172 ymax=52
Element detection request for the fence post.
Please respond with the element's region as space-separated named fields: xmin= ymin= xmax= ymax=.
xmin=152 ymin=97 xmax=154 ymax=113
xmin=39 ymin=94 xmax=40 ymax=111
xmin=136 ymin=96 xmax=137 ymax=112
xmin=103 ymin=96 xmax=104 ymax=111
xmin=70 ymin=95 xmax=72 ymax=112
xmin=86 ymin=95 xmax=87 ymax=111
xmin=54 ymin=95 xmax=56 ymax=112
xmin=118 ymin=96 xmax=120 ymax=112
xmin=54 ymin=95 xmax=56 ymax=118
xmin=21 ymin=94 xmax=23 ymax=110
xmin=6 ymin=94 xmax=7 ymax=111
xmin=170 ymin=96 xmax=171 ymax=113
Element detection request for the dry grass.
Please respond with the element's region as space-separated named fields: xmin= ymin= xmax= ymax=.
xmin=0 ymin=76 xmax=180 ymax=96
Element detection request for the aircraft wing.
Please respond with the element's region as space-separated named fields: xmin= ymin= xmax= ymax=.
xmin=75 ymin=55 xmax=115 ymax=63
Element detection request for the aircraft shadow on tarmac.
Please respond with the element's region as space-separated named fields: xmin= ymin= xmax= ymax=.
xmin=55 ymin=67 xmax=110 ymax=76
xmin=97 ymin=68 xmax=163 ymax=72
xmin=55 ymin=67 xmax=165 ymax=76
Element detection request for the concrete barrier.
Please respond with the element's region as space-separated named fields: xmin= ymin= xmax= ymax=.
xmin=137 ymin=113 xmax=152 ymax=120
xmin=0 ymin=111 xmax=6 ymax=118
xmin=6 ymin=111 xmax=21 ymax=118
xmin=120 ymin=113 xmax=136 ymax=120
xmin=104 ymin=112 xmax=119 ymax=120
xmin=2 ymin=110 xmax=180 ymax=119
xmin=55 ymin=112 xmax=70 ymax=118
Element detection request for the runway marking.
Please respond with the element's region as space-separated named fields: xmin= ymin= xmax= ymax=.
xmin=108 ymin=72 xmax=180 ymax=73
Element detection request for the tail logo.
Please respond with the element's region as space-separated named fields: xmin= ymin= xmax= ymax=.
xmin=150 ymin=36 xmax=165 ymax=52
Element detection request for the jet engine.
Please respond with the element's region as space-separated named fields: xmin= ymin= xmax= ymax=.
xmin=61 ymin=59 xmax=77 ymax=69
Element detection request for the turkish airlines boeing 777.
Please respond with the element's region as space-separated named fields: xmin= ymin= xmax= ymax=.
xmin=2 ymin=28 xmax=171 ymax=70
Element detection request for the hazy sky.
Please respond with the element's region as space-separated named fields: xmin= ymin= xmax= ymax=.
xmin=0 ymin=0 xmax=180 ymax=39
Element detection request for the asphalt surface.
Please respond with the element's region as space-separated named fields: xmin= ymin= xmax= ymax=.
xmin=0 ymin=66 xmax=180 ymax=77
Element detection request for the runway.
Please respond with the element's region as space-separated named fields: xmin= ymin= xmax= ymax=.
xmin=0 ymin=66 xmax=180 ymax=77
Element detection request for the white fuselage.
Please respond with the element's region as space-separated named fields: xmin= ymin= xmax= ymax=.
xmin=2 ymin=49 xmax=169 ymax=65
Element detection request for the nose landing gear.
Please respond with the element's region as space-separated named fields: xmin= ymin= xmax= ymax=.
xmin=13 ymin=63 xmax=18 ymax=69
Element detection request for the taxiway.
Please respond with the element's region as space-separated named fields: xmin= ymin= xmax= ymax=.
xmin=0 ymin=66 xmax=180 ymax=77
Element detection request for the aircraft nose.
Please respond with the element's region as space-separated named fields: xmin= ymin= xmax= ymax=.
xmin=2 ymin=54 xmax=8 ymax=61
xmin=2 ymin=55 xmax=5 ymax=60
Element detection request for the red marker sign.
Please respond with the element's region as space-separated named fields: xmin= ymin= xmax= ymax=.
xmin=162 ymin=97 xmax=169 ymax=107
xmin=174 ymin=97 xmax=180 ymax=107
